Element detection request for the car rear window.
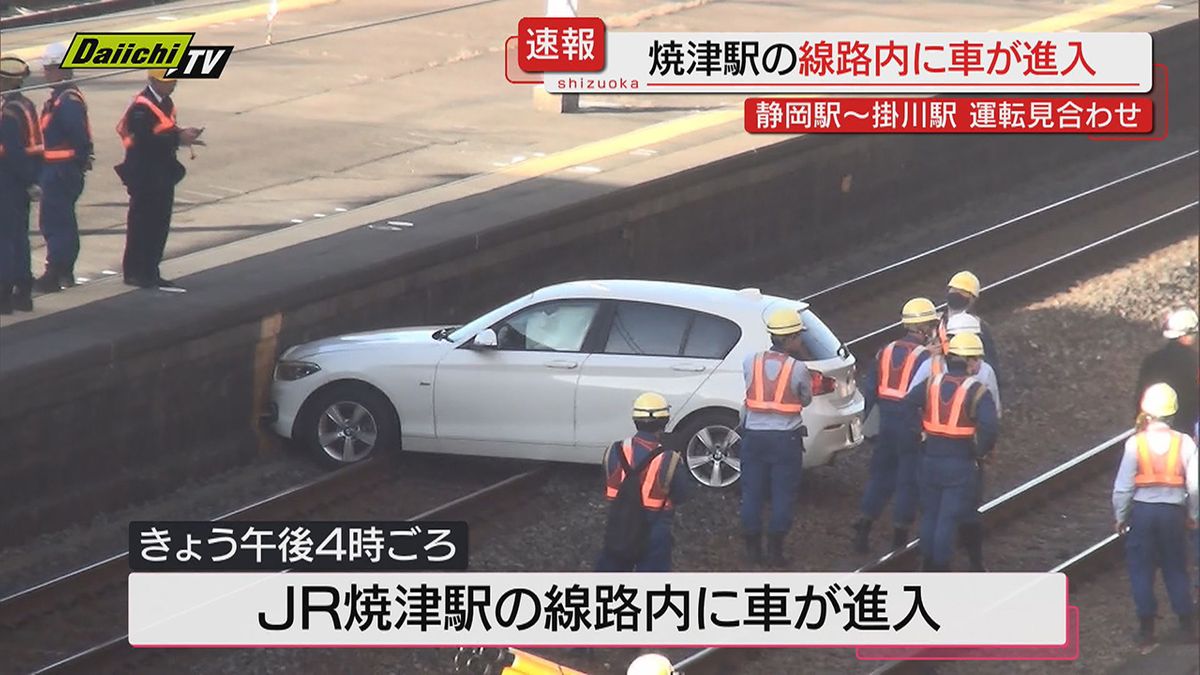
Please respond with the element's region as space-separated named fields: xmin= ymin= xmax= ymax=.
xmin=796 ymin=309 xmax=845 ymax=361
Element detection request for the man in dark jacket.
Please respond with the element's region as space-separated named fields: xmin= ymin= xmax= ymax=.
xmin=0 ymin=55 xmax=43 ymax=314
xmin=1135 ymin=308 xmax=1199 ymax=437
xmin=115 ymin=69 xmax=203 ymax=289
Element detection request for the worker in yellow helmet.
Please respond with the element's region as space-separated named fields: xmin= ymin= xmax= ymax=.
xmin=114 ymin=68 xmax=204 ymax=290
xmin=851 ymin=298 xmax=940 ymax=554
xmin=1113 ymin=383 xmax=1198 ymax=648
xmin=903 ymin=332 xmax=998 ymax=572
xmin=740 ymin=307 xmax=814 ymax=567
xmin=596 ymin=392 xmax=692 ymax=572
xmin=939 ymin=271 xmax=1001 ymax=380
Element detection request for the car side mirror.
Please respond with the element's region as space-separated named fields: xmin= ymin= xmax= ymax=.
xmin=472 ymin=328 xmax=498 ymax=349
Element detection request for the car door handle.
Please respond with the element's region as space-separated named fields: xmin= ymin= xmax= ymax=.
xmin=672 ymin=364 xmax=707 ymax=372
xmin=545 ymin=360 xmax=579 ymax=370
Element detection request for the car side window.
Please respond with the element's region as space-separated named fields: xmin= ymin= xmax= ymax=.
xmin=604 ymin=302 xmax=693 ymax=357
xmin=683 ymin=313 xmax=741 ymax=359
xmin=494 ymin=300 xmax=600 ymax=352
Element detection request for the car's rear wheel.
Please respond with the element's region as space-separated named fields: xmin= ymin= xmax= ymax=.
xmin=676 ymin=410 xmax=742 ymax=488
xmin=298 ymin=383 xmax=399 ymax=468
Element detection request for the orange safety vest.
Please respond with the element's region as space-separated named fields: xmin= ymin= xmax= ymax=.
xmin=40 ymin=87 xmax=92 ymax=162
xmin=929 ymin=353 xmax=946 ymax=380
xmin=1133 ymin=432 xmax=1186 ymax=488
xmin=877 ymin=339 xmax=928 ymax=401
xmin=745 ymin=351 xmax=806 ymax=414
xmin=604 ymin=438 xmax=674 ymax=511
xmin=115 ymin=94 xmax=177 ymax=149
xmin=923 ymin=373 xmax=980 ymax=439
xmin=0 ymin=96 xmax=44 ymax=158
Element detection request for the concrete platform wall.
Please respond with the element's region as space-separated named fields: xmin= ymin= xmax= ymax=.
xmin=1 ymin=20 xmax=1195 ymax=545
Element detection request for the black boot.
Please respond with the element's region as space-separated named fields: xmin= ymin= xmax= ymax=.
xmin=766 ymin=533 xmax=789 ymax=568
xmin=12 ymin=282 xmax=33 ymax=312
xmin=1178 ymin=614 xmax=1198 ymax=643
xmin=892 ymin=527 xmax=910 ymax=549
xmin=60 ymin=264 xmax=77 ymax=288
xmin=744 ymin=533 xmax=764 ymax=566
xmin=0 ymin=285 xmax=12 ymax=315
xmin=34 ymin=264 xmax=62 ymax=293
xmin=852 ymin=517 xmax=872 ymax=554
xmin=1136 ymin=616 xmax=1156 ymax=649
xmin=960 ymin=523 xmax=987 ymax=572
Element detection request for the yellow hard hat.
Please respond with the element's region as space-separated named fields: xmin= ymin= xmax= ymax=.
xmin=901 ymin=297 xmax=938 ymax=325
xmin=632 ymin=392 xmax=671 ymax=420
xmin=766 ymin=308 xmax=805 ymax=336
xmin=628 ymin=654 xmax=674 ymax=675
xmin=148 ymin=68 xmax=176 ymax=82
xmin=948 ymin=271 xmax=981 ymax=298
xmin=946 ymin=332 xmax=984 ymax=357
xmin=1140 ymin=383 xmax=1179 ymax=418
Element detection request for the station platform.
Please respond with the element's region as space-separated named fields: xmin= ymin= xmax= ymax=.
xmin=0 ymin=0 xmax=1188 ymax=334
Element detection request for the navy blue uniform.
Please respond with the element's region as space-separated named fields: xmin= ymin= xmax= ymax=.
xmin=595 ymin=432 xmax=693 ymax=572
xmin=115 ymin=87 xmax=184 ymax=285
xmin=0 ymin=93 xmax=42 ymax=305
xmin=860 ymin=335 xmax=931 ymax=531
xmin=905 ymin=362 xmax=998 ymax=570
xmin=38 ymin=83 xmax=92 ymax=283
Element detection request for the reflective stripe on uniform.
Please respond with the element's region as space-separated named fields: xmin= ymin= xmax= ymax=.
xmin=923 ymin=373 xmax=979 ymax=438
xmin=1 ymin=98 xmax=43 ymax=157
xmin=40 ymin=88 xmax=91 ymax=162
xmin=604 ymin=438 xmax=673 ymax=511
xmin=877 ymin=340 xmax=927 ymax=401
xmin=1134 ymin=432 xmax=1186 ymax=488
xmin=115 ymin=94 xmax=176 ymax=148
xmin=745 ymin=351 xmax=805 ymax=414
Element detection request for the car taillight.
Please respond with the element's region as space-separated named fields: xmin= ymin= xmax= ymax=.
xmin=811 ymin=371 xmax=837 ymax=396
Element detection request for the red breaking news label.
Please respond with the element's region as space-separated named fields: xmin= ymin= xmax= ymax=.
xmin=744 ymin=97 xmax=1154 ymax=133
xmin=517 ymin=17 xmax=606 ymax=73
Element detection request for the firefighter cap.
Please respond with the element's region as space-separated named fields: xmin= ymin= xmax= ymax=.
xmin=901 ymin=297 xmax=938 ymax=325
xmin=1140 ymin=383 xmax=1179 ymax=418
xmin=628 ymin=653 xmax=675 ymax=675
xmin=947 ymin=271 xmax=981 ymax=298
xmin=0 ymin=55 xmax=31 ymax=79
xmin=946 ymin=332 xmax=985 ymax=358
xmin=766 ymin=307 xmax=806 ymax=336
xmin=632 ymin=392 xmax=671 ymax=420
xmin=1163 ymin=308 xmax=1199 ymax=339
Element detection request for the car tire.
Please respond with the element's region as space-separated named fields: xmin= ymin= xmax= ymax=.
xmin=674 ymin=410 xmax=742 ymax=489
xmin=298 ymin=383 xmax=399 ymax=469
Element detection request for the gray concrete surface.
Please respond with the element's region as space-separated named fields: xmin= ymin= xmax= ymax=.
xmin=0 ymin=0 xmax=1191 ymax=326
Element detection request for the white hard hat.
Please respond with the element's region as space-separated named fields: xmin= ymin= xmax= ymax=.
xmin=628 ymin=653 xmax=674 ymax=675
xmin=945 ymin=312 xmax=982 ymax=336
xmin=43 ymin=41 xmax=69 ymax=67
xmin=1163 ymin=308 xmax=1199 ymax=339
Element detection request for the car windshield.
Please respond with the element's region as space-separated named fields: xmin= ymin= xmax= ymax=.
xmin=446 ymin=292 xmax=536 ymax=343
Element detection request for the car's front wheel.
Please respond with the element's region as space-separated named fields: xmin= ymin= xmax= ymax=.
xmin=676 ymin=410 xmax=742 ymax=488
xmin=298 ymin=383 xmax=399 ymax=468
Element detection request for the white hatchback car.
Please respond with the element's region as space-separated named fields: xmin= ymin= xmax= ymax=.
xmin=266 ymin=280 xmax=865 ymax=487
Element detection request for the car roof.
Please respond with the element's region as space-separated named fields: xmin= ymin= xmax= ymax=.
xmin=530 ymin=279 xmax=810 ymax=319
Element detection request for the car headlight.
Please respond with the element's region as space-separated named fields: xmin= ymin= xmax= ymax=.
xmin=274 ymin=361 xmax=321 ymax=381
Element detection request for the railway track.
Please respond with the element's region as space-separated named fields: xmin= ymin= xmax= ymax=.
xmin=669 ymin=431 xmax=1135 ymax=675
xmin=0 ymin=464 xmax=548 ymax=674
xmin=5 ymin=154 xmax=1195 ymax=674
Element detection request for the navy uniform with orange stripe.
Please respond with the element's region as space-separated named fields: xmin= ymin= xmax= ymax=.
xmin=0 ymin=55 xmax=44 ymax=314
xmin=853 ymin=298 xmax=940 ymax=553
xmin=1113 ymin=383 xmax=1199 ymax=646
xmin=903 ymin=333 xmax=998 ymax=571
xmin=596 ymin=432 xmax=693 ymax=572
xmin=114 ymin=72 xmax=189 ymax=288
xmin=36 ymin=79 xmax=93 ymax=291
